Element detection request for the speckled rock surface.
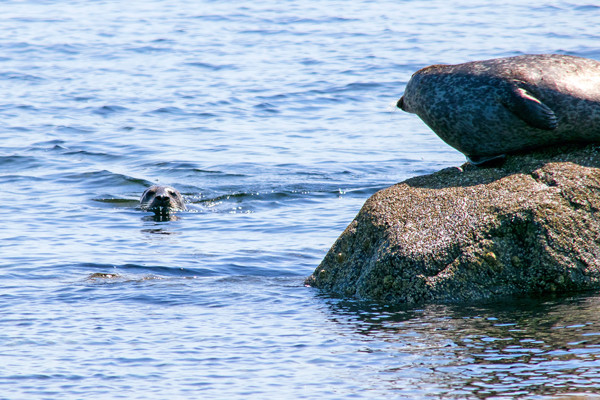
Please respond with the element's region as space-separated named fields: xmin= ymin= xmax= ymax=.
xmin=306 ymin=144 xmax=600 ymax=303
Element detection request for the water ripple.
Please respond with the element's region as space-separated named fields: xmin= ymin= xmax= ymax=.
xmin=0 ymin=71 xmax=45 ymax=82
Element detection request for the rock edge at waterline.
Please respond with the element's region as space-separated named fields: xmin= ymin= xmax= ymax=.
xmin=306 ymin=144 xmax=600 ymax=303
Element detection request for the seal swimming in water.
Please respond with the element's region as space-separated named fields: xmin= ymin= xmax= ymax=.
xmin=140 ymin=185 xmax=186 ymax=217
xmin=397 ymin=54 xmax=600 ymax=164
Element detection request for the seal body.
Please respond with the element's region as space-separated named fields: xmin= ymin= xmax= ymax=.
xmin=140 ymin=185 xmax=186 ymax=215
xmin=397 ymin=54 xmax=600 ymax=162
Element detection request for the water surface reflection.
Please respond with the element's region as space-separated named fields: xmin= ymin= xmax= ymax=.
xmin=321 ymin=292 xmax=600 ymax=398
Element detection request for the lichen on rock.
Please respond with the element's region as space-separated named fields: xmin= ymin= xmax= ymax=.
xmin=306 ymin=144 xmax=600 ymax=303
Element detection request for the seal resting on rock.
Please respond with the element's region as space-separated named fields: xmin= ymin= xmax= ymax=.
xmin=397 ymin=54 xmax=600 ymax=164
xmin=140 ymin=185 xmax=186 ymax=216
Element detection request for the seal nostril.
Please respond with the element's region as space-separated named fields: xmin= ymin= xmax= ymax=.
xmin=397 ymin=96 xmax=404 ymax=110
xmin=155 ymin=195 xmax=169 ymax=202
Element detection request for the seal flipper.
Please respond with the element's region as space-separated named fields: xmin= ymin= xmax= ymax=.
xmin=467 ymin=153 xmax=506 ymax=167
xmin=501 ymin=84 xmax=558 ymax=130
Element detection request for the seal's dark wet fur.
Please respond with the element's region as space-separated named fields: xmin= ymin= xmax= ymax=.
xmin=398 ymin=54 xmax=600 ymax=161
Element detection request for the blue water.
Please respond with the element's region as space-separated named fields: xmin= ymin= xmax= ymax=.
xmin=2 ymin=1 xmax=600 ymax=398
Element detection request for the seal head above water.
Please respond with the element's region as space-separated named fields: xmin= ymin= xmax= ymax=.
xmin=140 ymin=185 xmax=186 ymax=216
xmin=397 ymin=54 xmax=600 ymax=164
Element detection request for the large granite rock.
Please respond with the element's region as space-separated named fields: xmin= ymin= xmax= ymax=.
xmin=307 ymin=144 xmax=600 ymax=303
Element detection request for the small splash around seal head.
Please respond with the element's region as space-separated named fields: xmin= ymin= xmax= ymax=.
xmin=140 ymin=185 xmax=186 ymax=216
